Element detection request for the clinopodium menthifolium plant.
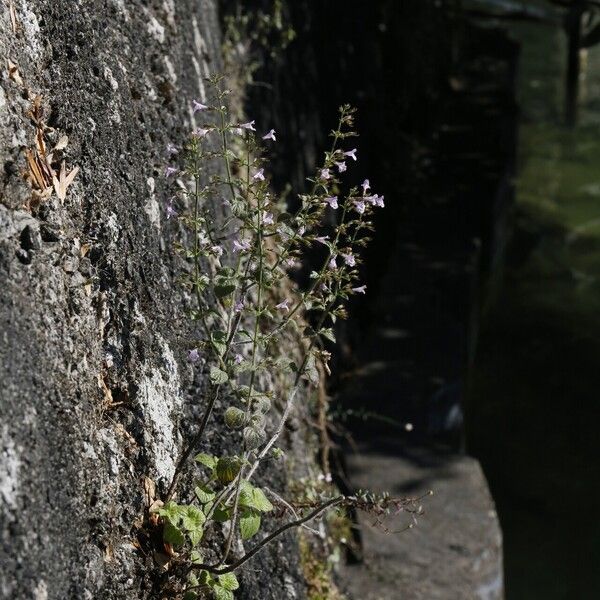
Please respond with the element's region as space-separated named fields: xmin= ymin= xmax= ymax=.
xmin=154 ymin=75 xmax=426 ymax=599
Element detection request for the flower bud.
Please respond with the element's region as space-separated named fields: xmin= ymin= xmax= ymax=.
xmin=216 ymin=456 xmax=242 ymax=484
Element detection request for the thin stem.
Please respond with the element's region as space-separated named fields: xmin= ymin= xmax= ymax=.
xmin=191 ymin=496 xmax=344 ymax=575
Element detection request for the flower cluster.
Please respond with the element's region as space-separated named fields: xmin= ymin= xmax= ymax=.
xmin=154 ymin=75 xmax=386 ymax=598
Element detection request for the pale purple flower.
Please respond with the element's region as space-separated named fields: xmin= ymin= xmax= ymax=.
xmin=344 ymin=148 xmax=357 ymax=161
xmin=298 ymin=225 xmax=306 ymax=236
xmin=234 ymin=354 xmax=244 ymax=365
xmin=354 ymin=200 xmax=366 ymax=214
xmin=211 ymin=245 xmax=224 ymax=257
xmin=164 ymin=166 xmax=177 ymax=177
xmin=329 ymin=256 xmax=337 ymax=270
xmin=352 ymin=285 xmax=367 ymax=294
xmin=192 ymin=127 xmax=210 ymax=138
xmin=253 ymin=168 xmax=265 ymax=181
xmin=234 ymin=300 xmax=245 ymax=313
xmin=324 ymin=196 xmax=338 ymax=209
xmin=373 ymin=194 xmax=385 ymax=208
xmin=263 ymin=212 xmax=274 ymax=226
xmin=231 ymin=127 xmax=243 ymax=135
xmin=262 ymin=129 xmax=276 ymax=141
xmin=285 ymin=258 xmax=300 ymax=269
xmin=320 ymin=168 xmax=331 ymax=180
xmin=188 ymin=348 xmax=200 ymax=363
xmin=192 ymin=100 xmax=208 ymax=113
xmin=240 ymin=120 xmax=256 ymax=131
xmin=276 ymin=298 xmax=290 ymax=311
xmin=166 ymin=143 xmax=178 ymax=155
xmin=342 ymin=253 xmax=356 ymax=267
xmin=233 ymin=239 xmax=251 ymax=253
xmin=314 ymin=235 xmax=329 ymax=245
xmin=335 ymin=161 xmax=347 ymax=173
xmin=166 ymin=202 xmax=177 ymax=220
xmin=362 ymin=179 xmax=371 ymax=195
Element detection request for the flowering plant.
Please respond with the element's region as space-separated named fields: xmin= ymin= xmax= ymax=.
xmin=155 ymin=74 xmax=393 ymax=599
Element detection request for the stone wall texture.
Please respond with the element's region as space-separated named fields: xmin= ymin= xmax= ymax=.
xmin=0 ymin=2 xmax=308 ymax=598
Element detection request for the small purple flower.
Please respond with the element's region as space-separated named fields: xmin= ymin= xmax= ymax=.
xmin=276 ymin=298 xmax=290 ymax=311
xmin=373 ymin=194 xmax=385 ymax=208
xmin=352 ymin=285 xmax=367 ymax=294
xmin=354 ymin=200 xmax=366 ymax=214
xmin=263 ymin=212 xmax=274 ymax=226
xmin=233 ymin=239 xmax=251 ymax=253
xmin=329 ymin=256 xmax=337 ymax=270
xmin=166 ymin=202 xmax=177 ymax=220
xmin=253 ymin=168 xmax=265 ymax=181
xmin=314 ymin=235 xmax=329 ymax=245
xmin=188 ymin=348 xmax=200 ymax=363
xmin=342 ymin=253 xmax=356 ymax=267
xmin=234 ymin=300 xmax=245 ymax=313
xmin=164 ymin=166 xmax=178 ymax=177
xmin=324 ymin=196 xmax=338 ymax=209
xmin=192 ymin=127 xmax=210 ymax=138
xmin=344 ymin=148 xmax=357 ymax=161
xmin=262 ymin=129 xmax=276 ymax=141
xmin=192 ymin=100 xmax=208 ymax=113
xmin=166 ymin=143 xmax=178 ymax=156
xmin=362 ymin=179 xmax=370 ymax=195
xmin=335 ymin=161 xmax=347 ymax=173
xmin=231 ymin=127 xmax=243 ymax=136
xmin=298 ymin=225 xmax=306 ymax=236
xmin=211 ymin=245 xmax=224 ymax=257
xmin=320 ymin=168 xmax=331 ymax=180
xmin=240 ymin=120 xmax=256 ymax=131
xmin=234 ymin=354 xmax=244 ymax=365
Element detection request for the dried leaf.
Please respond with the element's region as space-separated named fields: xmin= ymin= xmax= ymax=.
xmin=7 ymin=59 xmax=23 ymax=86
xmin=80 ymin=243 xmax=91 ymax=257
xmin=25 ymin=149 xmax=48 ymax=190
xmin=143 ymin=476 xmax=157 ymax=508
xmin=54 ymin=135 xmax=69 ymax=151
xmin=9 ymin=0 xmax=18 ymax=33
xmin=52 ymin=161 xmax=79 ymax=202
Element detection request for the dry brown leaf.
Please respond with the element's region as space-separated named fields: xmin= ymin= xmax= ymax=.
xmin=54 ymin=135 xmax=69 ymax=151
xmin=143 ymin=476 xmax=157 ymax=508
xmin=7 ymin=59 xmax=23 ymax=86
xmin=9 ymin=0 xmax=18 ymax=33
xmin=52 ymin=161 xmax=79 ymax=202
xmin=80 ymin=243 xmax=91 ymax=257
xmin=25 ymin=148 xmax=49 ymax=190
xmin=97 ymin=373 xmax=113 ymax=405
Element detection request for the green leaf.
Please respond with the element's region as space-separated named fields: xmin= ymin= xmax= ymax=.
xmin=214 ymin=283 xmax=236 ymax=298
xmin=303 ymin=353 xmax=320 ymax=386
xmin=190 ymin=550 xmax=204 ymax=565
xmin=188 ymin=527 xmax=204 ymax=547
xmin=182 ymin=506 xmax=206 ymax=531
xmin=239 ymin=483 xmax=274 ymax=512
xmin=195 ymin=485 xmax=216 ymax=504
xmin=195 ymin=453 xmax=217 ymax=470
xmin=218 ymin=572 xmax=239 ymax=591
xmin=240 ymin=509 xmax=261 ymax=540
xmin=211 ymin=331 xmax=228 ymax=356
xmin=213 ymin=505 xmax=231 ymax=523
xmin=217 ymin=267 xmax=235 ymax=278
xmin=163 ymin=519 xmax=185 ymax=547
xmin=320 ymin=328 xmax=336 ymax=343
xmin=216 ymin=456 xmax=242 ymax=484
xmin=210 ymin=366 xmax=229 ymax=385
xmin=183 ymin=592 xmax=198 ymax=600
xmin=213 ymin=586 xmax=234 ymax=600
xmin=155 ymin=501 xmax=183 ymax=524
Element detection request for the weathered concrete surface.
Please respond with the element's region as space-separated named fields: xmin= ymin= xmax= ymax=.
xmin=339 ymin=445 xmax=503 ymax=600
xmin=0 ymin=1 xmax=309 ymax=598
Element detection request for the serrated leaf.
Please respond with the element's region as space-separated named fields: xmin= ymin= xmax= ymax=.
xmin=320 ymin=328 xmax=336 ymax=343
xmin=250 ymin=487 xmax=274 ymax=512
xmin=218 ymin=572 xmax=239 ymax=591
xmin=240 ymin=509 xmax=261 ymax=540
xmin=210 ymin=366 xmax=229 ymax=385
xmin=213 ymin=505 xmax=231 ymax=523
xmin=163 ymin=519 xmax=185 ymax=547
xmin=195 ymin=453 xmax=217 ymax=470
xmin=213 ymin=586 xmax=234 ymax=600
xmin=188 ymin=527 xmax=204 ymax=547
xmin=182 ymin=506 xmax=206 ymax=531
xmin=190 ymin=550 xmax=204 ymax=564
xmin=195 ymin=485 xmax=216 ymax=504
